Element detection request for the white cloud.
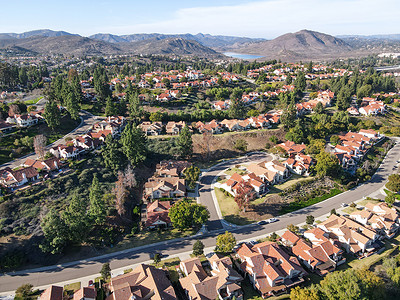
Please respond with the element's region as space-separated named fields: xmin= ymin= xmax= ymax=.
xmin=102 ymin=0 xmax=400 ymax=38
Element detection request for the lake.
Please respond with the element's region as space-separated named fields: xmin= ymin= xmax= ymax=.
xmin=223 ymin=52 xmax=264 ymax=59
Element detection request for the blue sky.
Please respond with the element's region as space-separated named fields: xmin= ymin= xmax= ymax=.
xmin=2 ymin=0 xmax=399 ymax=38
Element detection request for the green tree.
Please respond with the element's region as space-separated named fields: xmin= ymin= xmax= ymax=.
xmin=43 ymin=99 xmax=61 ymax=130
xmin=281 ymin=100 xmax=297 ymax=130
xmin=314 ymin=102 xmax=324 ymax=114
xmin=169 ymin=200 xmax=210 ymax=230
xmin=234 ymin=139 xmax=248 ymax=152
xmin=228 ymin=98 xmax=245 ymax=119
xmin=306 ymin=215 xmax=315 ymax=225
xmin=15 ymin=283 xmax=34 ymax=300
xmin=40 ymin=210 xmax=68 ymax=254
xmin=62 ymin=193 xmax=87 ymax=244
xmin=387 ymin=174 xmax=400 ymax=192
xmin=153 ymin=253 xmax=161 ymax=266
xmin=120 ymin=122 xmax=147 ymax=166
xmin=65 ymin=85 xmax=80 ymax=120
xmin=100 ymin=262 xmax=111 ymax=279
xmin=216 ymin=231 xmax=236 ymax=253
xmin=128 ymin=92 xmax=143 ymax=123
xmin=269 ymin=135 xmax=279 ymax=144
xmin=184 ymin=166 xmax=201 ymax=189
xmin=149 ymin=111 xmax=164 ymax=122
xmin=294 ymin=71 xmax=306 ymax=92
xmin=330 ymin=135 xmax=340 ymax=145
xmin=102 ymin=134 xmax=125 ymax=173
xmin=192 ymin=240 xmax=205 ymax=256
xmin=105 ymin=97 xmax=116 ymax=117
xmin=88 ymin=175 xmax=107 ymax=225
xmin=286 ymin=224 xmax=300 ymax=234
xmin=385 ymin=193 xmax=396 ymax=206
xmin=290 ymin=286 xmax=319 ymax=300
xmin=315 ymin=151 xmax=340 ymax=177
xmin=176 ymin=126 xmax=193 ymax=158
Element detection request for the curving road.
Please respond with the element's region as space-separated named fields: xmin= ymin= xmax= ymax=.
xmin=0 ymin=110 xmax=101 ymax=169
xmin=0 ymin=141 xmax=399 ymax=294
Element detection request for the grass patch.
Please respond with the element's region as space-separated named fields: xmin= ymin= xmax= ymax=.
xmin=224 ymin=167 xmax=246 ymax=176
xmin=151 ymin=257 xmax=181 ymax=283
xmin=214 ymin=187 xmax=253 ymax=225
xmin=105 ymin=228 xmax=197 ymax=253
xmin=280 ymin=188 xmax=343 ymax=215
xmin=357 ymin=198 xmax=381 ymax=207
xmin=24 ymin=96 xmax=43 ymax=105
xmin=64 ymin=282 xmax=81 ymax=293
xmin=342 ymin=206 xmax=358 ymax=214
xmin=189 ymin=254 xmax=208 ymax=262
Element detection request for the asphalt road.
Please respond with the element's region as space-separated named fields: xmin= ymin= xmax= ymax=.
xmin=199 ymin=152 xmax=273 ymax=230
xmin=0 ymin=111 xmax=101 ymax=169
xmin=0 ymin=141 xmax=399 ymax=293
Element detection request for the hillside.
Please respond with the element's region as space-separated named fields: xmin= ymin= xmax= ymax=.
xmin=90 ymin=32 xmax=264 ymax=49
xmin=239 ymin=29 xmax=354 ymax=61
xmin=0 ymin=35 xmax=121 ymax=56
xmin=0 ymin=35 xmax=222 ymax=57
xmin=119 ymin=37 xmax=222 ymax=57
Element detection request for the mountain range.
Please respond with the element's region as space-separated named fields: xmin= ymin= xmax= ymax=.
xmin=1 ymin=29 xmax=400 ymax=61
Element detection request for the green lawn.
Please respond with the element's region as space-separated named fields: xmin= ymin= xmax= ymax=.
xmin=214 ymin=187 xmax=254 ymax=225
xmin=342 ymin=206 xmax=358 ymax=214
xmin=357 ymin=198 xmax=381 ymax=207
xmin=24 ymin=96 xmax=43 ymax=105
xmin=105 ymin=228 xmax=197 ymax=253
xmin=224 ymin=167 xmax=246 ymax=176
xmin=151 ymin=257 xmax=181 ymax=283
xmin=64 ymin=282 xmax=81 ymax=293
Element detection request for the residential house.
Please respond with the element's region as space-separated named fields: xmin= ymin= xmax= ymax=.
xmin=166 ymin=121 xmax=186 ymax=135
xmin=139 ymin=121 xmax=163 ymax=136
xmin=23 ymin=157 xmax=61 ymax=172
xmin=316 ymin=214 xmax=381 ymax=257
xmin=235 ymin=241 xmax=306 ymax=298
xmin=39 ymin=286 xmax=63 ymax=300
xmin=283 ymin=153 xmax=312 ymax=176
xmin=6 ymin=114 xmax=38 ymax=127
xmin=0 ymin=166 xmax=39 ymax=187
xmin=144 ymin=177 xmax=186 ymax=200
xmin=105 ymin=264 xmax=176 ymax=300
xmin=145 ymin=200 xmax=172 ymax=229
xmin=221 ymin=119 xmax=243 ymax=132
xmin=156 ymin=160 xmax=192 ymax=177
xmin=50 ymin=144 xmax=84 ymax=159
xmin=277 ymin=141 xmax=306 ymax=156
xmin=179 ymin=255 xmax=243 ymax=300
xmin=73 ymin=287 xmax=97 ymax=300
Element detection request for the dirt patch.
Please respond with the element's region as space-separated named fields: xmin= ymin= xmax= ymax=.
xmin=193 ymin=127 xmax=285 ymax=161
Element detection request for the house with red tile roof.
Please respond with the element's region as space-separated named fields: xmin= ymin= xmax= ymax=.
xmin=316 ymin=214 xmax=381 ymax=257
xmin=105 ymin=264 xmax=176 ymax=300
xmin=23 ymin=157 xmax=61 ymax=172
xmin=139 ymin=121 xmax=163 ymax=136
xmin=277 ymin=141 xmax=306 ymax=156
xmin=235 ymin=241 xmax=306 ymax=298
xmin=144 ymin=177 xmax=186 ymax=200
xmin=179 ymin=255 xmax=243 ymax=300
xmin=39 ymin=285 xmax=63 ymax=300
xmin=0 ymin=166 xmax=39 ymax=187
xmin=145 ymin=200 xmax=172 ymax=229
xmin=73 ymin=286 xmax=97 ymax=300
